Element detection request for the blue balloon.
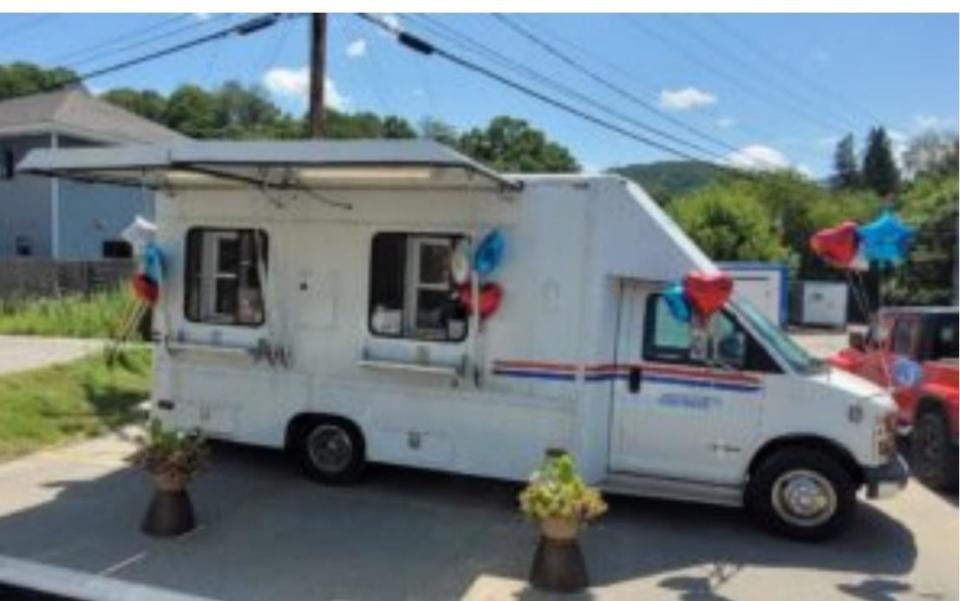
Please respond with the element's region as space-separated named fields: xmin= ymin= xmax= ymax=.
xmin=474 ymin=229 xmax=505 ymax=276
xmin=143 ymin=242 xmax=164 ymax=283
xmin=856 ymin=210 xmax=915 ymax=265
xmin=663 ymin=283 xmax=692 ymax=323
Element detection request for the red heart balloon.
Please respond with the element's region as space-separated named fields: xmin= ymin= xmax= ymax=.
xmin=810 ymin=221 xmax=859 ymax=268
xmin=457 ymin=282 xmax=504 ymax=319
xmin=682 ymin=270 xmax=733 ymax=318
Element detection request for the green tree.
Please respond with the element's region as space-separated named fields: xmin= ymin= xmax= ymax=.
xmin=419 ymin=117 xmax=458 ymax=146
xmin=381 ymin=115 xmax=416 ymax=139
xmin=101 ymin=88 xmax=167 ymax=122
xmin=887 ymin=159 xmax=959 ymax=305
xmin=164 ymin=85 xmax=217 ymax=138
xmin=831 ymin=133 xmax=860 ymax=189
xmin=902 ymin=130 xmax=959 ymax=179
xmin=457 ymin=116 xmax=578 ymax=173
xmin=862 ymin=126 xmax=900 ymax=196
xmin=0 ymin=62 xmax=76 ymax=100
xmin=668 ymin=181 xmax=789 ymax=262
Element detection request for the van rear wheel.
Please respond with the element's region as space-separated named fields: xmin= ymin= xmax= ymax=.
xmin=747 ymin=447 xmax=856 ymax=541
xmin=297 ymin=419 xmax=365 ymax=484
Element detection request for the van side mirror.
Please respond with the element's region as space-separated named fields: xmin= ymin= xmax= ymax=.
xmin=849 ymin=331 xmax=866 ymax=351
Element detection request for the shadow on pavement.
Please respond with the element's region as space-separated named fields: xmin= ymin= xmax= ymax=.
xmin=0 ymin=441 xmax=919 ymax=601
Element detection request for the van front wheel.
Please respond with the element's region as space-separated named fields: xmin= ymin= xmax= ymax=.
xmin=746 ymin=447 xmax=856 ymax=541
xmin=297 ymin=419 xmax=365 ymax=484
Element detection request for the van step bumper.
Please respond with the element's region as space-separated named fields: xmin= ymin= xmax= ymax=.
xmin=863 ymin=455 xmax=909 ymax=500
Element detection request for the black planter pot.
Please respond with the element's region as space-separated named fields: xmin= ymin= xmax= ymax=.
xmin=529 ymin=535 xmax=589 ymax=593
xmin=141 ymin=488 xmax=196 ymax=537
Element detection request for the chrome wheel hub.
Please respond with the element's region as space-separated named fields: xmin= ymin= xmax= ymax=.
xmin=771 ymin=469 xmax=837 ymax=527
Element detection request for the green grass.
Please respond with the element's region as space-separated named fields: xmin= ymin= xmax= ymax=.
xmin=0 ymin=287 xmax=137 ymax=339
xmin=0 ymin=348 xmax=152 ymax=460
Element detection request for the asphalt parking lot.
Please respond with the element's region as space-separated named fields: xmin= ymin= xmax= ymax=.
xmin=0 ymin=432 xmax=956 ymax=601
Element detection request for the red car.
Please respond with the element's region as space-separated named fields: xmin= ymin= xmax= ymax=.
xmin=831 ymin=306 xmax=958 ymax=489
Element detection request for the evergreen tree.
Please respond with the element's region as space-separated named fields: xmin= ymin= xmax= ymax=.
xmin=862 ymin=126 xmax=900 ymax=196
xmin=831 ymin=134 xmax=859 ymax=189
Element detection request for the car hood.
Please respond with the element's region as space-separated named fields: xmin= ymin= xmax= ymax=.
xmin=809 ymin=366 xmax=892 ymax=405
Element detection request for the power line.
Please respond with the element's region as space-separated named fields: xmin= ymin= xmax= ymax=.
xmin=625 ymin=15 xmax=847 ymax=135
xmin=501 ymin=16 xmax=782 ymax=146
xmin=0 ymin=14 xmax=59 ymax=46
xmin=4 ymin=14 xmax=300 ymax=102
xmin=407 ymin=14 xmax=728 ymax=163
xmin=357 ymin=13 xmax=734 ymax=166
xmin=704 ymin=14 xmax=885 ymax=128
xmin=491 ymin=14 xmax=764 ymax=164
xmin=62 ymin=13 xmax=234 ymax=70
xmin=662 ymin=14 xmax=863 ymax=133
xmin=43 ymin=14 xmax=193 ymax=64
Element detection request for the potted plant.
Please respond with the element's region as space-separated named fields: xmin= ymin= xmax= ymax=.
xmin=132 ymin=419 xmax=208 ymax=537
xmin=519 ymin=449 xmax=607 ymax=592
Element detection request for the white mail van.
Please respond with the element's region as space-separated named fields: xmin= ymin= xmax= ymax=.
xmin=20 ymin=140 xmax=907 ymax=540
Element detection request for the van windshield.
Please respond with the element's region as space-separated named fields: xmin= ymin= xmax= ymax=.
xmin=732 ymin=297 xmax=825 ymax=374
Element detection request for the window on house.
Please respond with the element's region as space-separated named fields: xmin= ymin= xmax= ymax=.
xmin=1 ymin=149 xmax=14 ymax=180
xmin=368 ymin=232 xmax=468 ymax=342
xmin=102 ymin=240 xmax=132 ymax=258
xmin=185 ymin=228 xmax=267 ymax=326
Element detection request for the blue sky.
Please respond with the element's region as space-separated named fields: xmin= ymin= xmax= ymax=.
xmin=0 ymin=13 xmax=956 ymax=176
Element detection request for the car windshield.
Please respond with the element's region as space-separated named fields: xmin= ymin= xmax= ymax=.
xmin=732 ymin=297 xmax=825 ymax=374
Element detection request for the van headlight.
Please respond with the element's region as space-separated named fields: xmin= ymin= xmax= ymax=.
xmin=875 ymin=411 xmax=898 ymax=461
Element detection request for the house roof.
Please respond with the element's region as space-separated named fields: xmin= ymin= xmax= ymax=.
xmin=0 ymin=87 xmax=185 ymax=145
xmin=18 ymin=139 xmax=521 ymax=191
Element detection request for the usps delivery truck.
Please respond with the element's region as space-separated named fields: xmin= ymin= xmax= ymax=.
xmin=20 ymin=140 xmax=907 ymax=540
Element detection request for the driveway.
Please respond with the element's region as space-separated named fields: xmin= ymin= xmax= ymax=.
xmin=0 ymin=335 xmax=102 ymax=376
xmin=0 ymin=434 xmax=955 ymax=601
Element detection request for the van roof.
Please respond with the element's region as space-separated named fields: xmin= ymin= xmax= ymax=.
xmin=18 ymin=139 xmax=521 ymax=192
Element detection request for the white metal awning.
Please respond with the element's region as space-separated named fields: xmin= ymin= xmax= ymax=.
xmin=17 ymin=139 xmax=521 ymax=192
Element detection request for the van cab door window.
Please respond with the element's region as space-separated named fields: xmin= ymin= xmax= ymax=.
xmin=185 ymin=228 xmax=267 ymax=326
xmin=643 ymin=294 xmax=778 ymax=373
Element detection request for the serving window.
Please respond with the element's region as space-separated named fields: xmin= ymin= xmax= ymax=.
xmin=185 ymin=228 xmax=267 ymax=327
xmin=368 ymin=232 xmax=468 ymax=342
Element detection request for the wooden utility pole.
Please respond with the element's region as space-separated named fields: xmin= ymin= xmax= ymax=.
xmin=308 ymin=13 xmax=327 ymax=138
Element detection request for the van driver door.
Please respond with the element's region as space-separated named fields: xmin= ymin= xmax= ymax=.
xmin=609 ymin=281 xmax=766 ymax=484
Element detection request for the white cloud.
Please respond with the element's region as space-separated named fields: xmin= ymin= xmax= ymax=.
xmin=659 ymin=87 xmax=717 ymax=111
xmin=726 ymin=144 xmax=791 ymax=172
xmin=913 ymin=114 xmax=956 ymax=131
xmin=262 ymin=67 xmax=348 ymax=110
xmin=715 ymin=116 xmax=736 ymax=129
xmin=795 ymin=164 xmax=814 ymax=178
xmin=380 ymin=14 xmax=402 ymax=35
xmin=346 ymin=38 xmax=367 ymax=59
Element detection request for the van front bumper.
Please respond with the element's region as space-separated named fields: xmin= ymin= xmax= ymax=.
xmin=863 ymin=455 xmax=909 ymax=500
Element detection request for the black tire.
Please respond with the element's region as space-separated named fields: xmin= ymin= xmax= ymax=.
xmin=746 ymin=447 xmax=856 ymax=541
xmin=911 ymin=410 xmax=958 ymax=491
xmin=296 ymin=418 xmax=365 ymax=484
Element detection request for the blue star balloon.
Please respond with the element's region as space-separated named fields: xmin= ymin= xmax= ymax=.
xmin=856 ymin=210 xmax=915 ymax=265
xmin=662 ymin=282 xmax=692 ymax=323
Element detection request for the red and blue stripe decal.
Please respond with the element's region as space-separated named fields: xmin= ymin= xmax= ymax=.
xmin=492 ymin=360 xmax=763 ymax=393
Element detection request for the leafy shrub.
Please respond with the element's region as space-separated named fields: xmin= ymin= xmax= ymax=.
xmin=519 ymin=451 xmax=607 ymax=523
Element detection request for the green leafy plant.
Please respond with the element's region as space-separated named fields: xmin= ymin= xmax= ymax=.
xmin=132 ymin=419 xmax=208 ymax=480
xmin=519 ymin=451 xmax=607 ymax=523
